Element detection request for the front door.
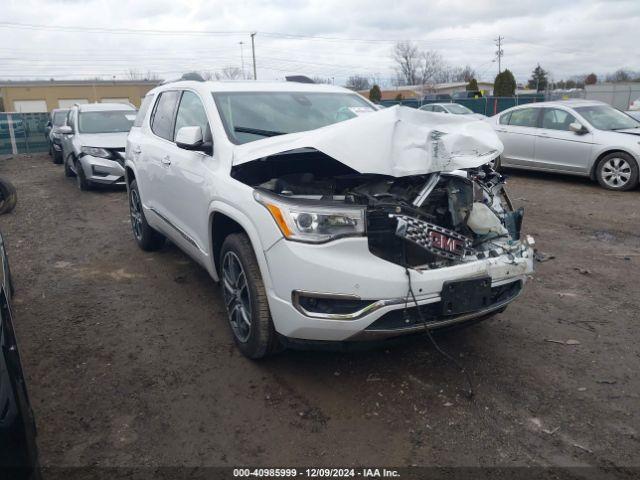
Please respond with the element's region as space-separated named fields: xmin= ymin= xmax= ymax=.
xmin=161 ymin=90 xmax=214 ymax=257
xmin=533 ymin=108 xmax=594 ymax=174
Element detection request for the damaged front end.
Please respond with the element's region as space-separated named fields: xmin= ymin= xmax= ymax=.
xmin=235 ymin=150 xmax=530 ymax=271
xmin=230 ymin=106 xmax=534 ymax=338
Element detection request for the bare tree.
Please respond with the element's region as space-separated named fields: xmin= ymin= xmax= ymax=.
xmin=215 ymin=67 xmax=243 ymax=80
xmin=126 ymin=69 xmax=159 ymax=81
xmin=311 ymin=76 xmax=333 ymax=84
xmin=392 ymin=41 xmax=421 ymax=85
xmin=392 ymin=42 xmax=450 ymax=86
xmin=345 ymin=75 xmax=370 ymax=90
xmin=419 ymin=50 xmax=447 ymax=84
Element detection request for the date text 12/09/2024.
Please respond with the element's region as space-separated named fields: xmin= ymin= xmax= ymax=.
xmin=233 ymin=468 xmax=401 ymax=478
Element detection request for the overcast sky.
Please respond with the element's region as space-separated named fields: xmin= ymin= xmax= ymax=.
xmin=1 ymin=0 xmax=638 ymax=86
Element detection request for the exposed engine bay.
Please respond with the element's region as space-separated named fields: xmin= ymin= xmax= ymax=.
xmin=233 ymin=149 xmax=525 ymax=269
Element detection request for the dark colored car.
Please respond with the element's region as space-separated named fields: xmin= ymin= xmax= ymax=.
xmin=423 ymin=93 xmax=452 ymax=101
xmin=452 ymin=90 xmax=483 ymax=99
xmin=0 ymin=232 xmax=39 ymax=479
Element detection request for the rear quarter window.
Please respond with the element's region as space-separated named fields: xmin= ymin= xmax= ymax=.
xmin=499 ymin=112 xmax=512 ymax=125
xmin=134 ymin=94 xmax=154 ymax=128
xmin=150 ymin=91 xmax=181 ymax=140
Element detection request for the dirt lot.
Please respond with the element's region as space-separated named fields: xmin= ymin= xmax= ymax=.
xmin=1 ymin=153 xmax=639 ymax=476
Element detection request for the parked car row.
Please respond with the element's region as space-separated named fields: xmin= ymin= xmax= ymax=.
xmin=50 ymin=103 xmax=137 ymax=190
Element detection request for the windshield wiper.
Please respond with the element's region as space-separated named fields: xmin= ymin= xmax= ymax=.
xmin=234 ymin=126 xmax=286 ymax=137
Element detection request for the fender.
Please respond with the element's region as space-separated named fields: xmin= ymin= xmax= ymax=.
xmin=207 ymin=200 xmax=275 ymax=290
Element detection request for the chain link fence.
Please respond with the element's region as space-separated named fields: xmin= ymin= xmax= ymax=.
xmin=0 ymin=112 xmax=49 ymax=155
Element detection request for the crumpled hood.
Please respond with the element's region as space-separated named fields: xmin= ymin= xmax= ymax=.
xmin=78 ymin=132 xmax=128 ymax=149
xmin=232 ymin=106 xmax=503 ymax=177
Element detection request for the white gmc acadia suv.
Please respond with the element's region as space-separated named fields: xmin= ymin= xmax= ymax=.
xmin=125 ymin=78 xmax=534 ymax=359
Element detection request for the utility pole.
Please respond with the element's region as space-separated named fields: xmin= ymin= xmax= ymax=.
xmin=250 ymin=32 xmax=257 ymax=80
xmin=239 ymin=41 xmax=246 ymax=79
xmin=495 ymin=36 xmax=504 ymax=74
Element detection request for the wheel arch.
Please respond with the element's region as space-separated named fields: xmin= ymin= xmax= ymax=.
xmin=208 ymin=204 xmax=273 ymax=288
xmin=590 ymin=149 xmax=639 ymax=180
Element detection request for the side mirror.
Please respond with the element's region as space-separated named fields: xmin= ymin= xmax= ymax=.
xmin=56 ymin=125 xmax=73 ymax=135
xmin=175 ymin=126 xmax=211 ymax=153
xmin=569 ymin=122 xmax=587 ymax=134
xmin=46 ymin=121 xmax=52 ymax=128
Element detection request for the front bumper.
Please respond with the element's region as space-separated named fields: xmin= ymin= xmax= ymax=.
xmin=263 ymin=236 xmax=534 ymax=341
xmin=79 ymin=155 xmax=125 ymax=185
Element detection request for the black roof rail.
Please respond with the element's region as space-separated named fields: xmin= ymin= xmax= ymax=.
xmin=285 ymin=75 xmax=315 ymax=84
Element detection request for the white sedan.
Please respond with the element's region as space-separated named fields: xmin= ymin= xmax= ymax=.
xmin=419 ymin=102 xmax=486 ymax=119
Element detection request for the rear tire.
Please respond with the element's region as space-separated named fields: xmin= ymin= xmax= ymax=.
xmin=595 ymin=152 xmax=639 ymax=191
xmin=220 ymin=233 xmax=279 ymax=359
xmin=0 ymin=177 xmax=17 ymax=215
xmin=53 ymin=149 xmax=63 ymax=165
xmin=128 ymin=179 xmax=165 ymax=251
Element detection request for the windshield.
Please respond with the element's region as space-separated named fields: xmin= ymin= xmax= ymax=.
xmin=53 ymin=111 xmax=68 ymax=126
xmin=446 ymin=104 xmax=474 ymax=114
xmin=212 ymin=91 xmax=375 ymax=144
xmin=78 ymin=110 xmax=136 ymax=134
xmin=574 ymin=105 xmax=640 ymax=131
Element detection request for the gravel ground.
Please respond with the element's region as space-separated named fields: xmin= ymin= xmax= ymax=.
xmin=0 ymin=153 xmax=639 ymax=477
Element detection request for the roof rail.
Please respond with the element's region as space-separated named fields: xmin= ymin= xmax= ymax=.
xmin=285 ymin=75 xmax=315 ymax=84
xmin=161 ymin=72 xmax=206 ymax=85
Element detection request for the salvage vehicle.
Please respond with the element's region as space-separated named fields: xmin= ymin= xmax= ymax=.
xmin=45 ymin=108 xmax=69 ymax=164
xmin=488 ymin=100 xmax=640 ymax=190
xmin=125 ymin=80 xmax=534 ymax=358
xmin=0 ymin=231 xmax=40 ymax=479
xmin=419 ymin=103 xmax=486 ymax=119
xmin=59 ymin=103 xmax=136 ymax=190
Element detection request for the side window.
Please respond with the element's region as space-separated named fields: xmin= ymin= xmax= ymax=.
xmin=433 ymin=105 xmax=445 ymax=113
xmin=421 ymin=105 xmax=433 ymax=112
xmin=541 ymin=108 xmax=577 ymax=131
xmin=499 ymin=112 xmax=512 ymax=125
xmin=174 ymin=91 xmax=210 ymax=141
xmin=150 ymin=91 xmax=181 ymax=140
xmin=134 ymin=94 xmax=155 ymax=128
xmin=508 ymin=108 xmax=539 ymax=127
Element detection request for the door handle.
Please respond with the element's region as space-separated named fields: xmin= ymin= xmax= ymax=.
xmin=161 ymin=155 xmax=171 ymax=166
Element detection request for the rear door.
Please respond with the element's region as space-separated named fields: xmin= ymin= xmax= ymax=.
xmin=139 ymin=90 xmax=181 ymax=225
xmin=533 ymin=108 xmax=594 ymax=173
xmin=494 ymin=107 xmax=540 ymax=167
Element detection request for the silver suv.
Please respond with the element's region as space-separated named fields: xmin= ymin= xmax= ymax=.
xmin=59 ymin=103 xmax=137 ymax=190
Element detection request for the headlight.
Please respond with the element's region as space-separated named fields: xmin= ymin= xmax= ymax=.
xmin=81 ymin=146 xmax=112 ymax=159
xmin=254 ymin=190 xmax=365 ymax=243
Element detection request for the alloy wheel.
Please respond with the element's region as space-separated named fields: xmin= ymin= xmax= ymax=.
xmin=601 ymin=157 xmax=631 ymax=188
xmin=222 ymin=251 xmax=252 ymax=343
xmin=129 ymin=189 xmax=144 ymax=241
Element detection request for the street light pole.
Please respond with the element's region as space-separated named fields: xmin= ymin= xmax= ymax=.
xmin=250 ymin=32 xmax=257 ymax=80
xmin=239 ymin=41 xmax=245 ymax=79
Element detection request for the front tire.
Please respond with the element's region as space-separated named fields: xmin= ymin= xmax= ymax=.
xmin=595 ymin=152 xmax=639 ymax=191
xmin=75 ymin=160 xmax=92 ymax=191
xmin=128 ymin=179 xmax=165 ymax=251
xmin=64 ymin=156 xmax=75 ymax=177
xmin=220 ymin=233 xmax=279 ymax=359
